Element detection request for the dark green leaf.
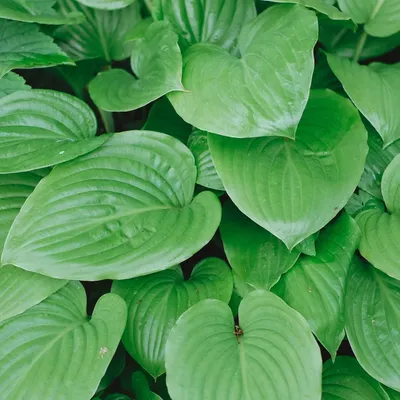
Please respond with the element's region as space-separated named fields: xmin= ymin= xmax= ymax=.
xmin=132 ymin=371 xmax=162 ymax=400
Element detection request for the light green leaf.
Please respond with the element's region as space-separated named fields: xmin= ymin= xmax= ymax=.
xmin=188 ymin=130 xmax=224 ymax=191
xmin=382 ymin=154 xmax=400 ymax=214
xmin=0 ymin=0 xmax=84 ymax=24
xmin=168 ymin=5 xmax=318 ymax=139
xmin=220 ymin=200 xmax=299 ymax=290
xmin=327 ymin=54 xmax=400 ymax=148
xmin=356 ymin=209 xmax=400 ymax=280
xmin=232 ymin=272 xmax=255 ymax=299
xmin=132 ymin=372 xmax=162 ymax=400
xmin=323 ymin=356 xmax=390 ymax=400
xmin=295 ymin=232 xmax=319 ymax=256
xmin=345 ymin=256 xmax=400 ymax=391
xmin=209 ymin=90 xmax=368 ymax=249
xmin=0 ymin=89 xmax=108 ymax=173
xmin=345 ymin=189 xmax=385 ymax=218
xmin=0 ymin=72 xmax=30 ymax=99
xmin=152 ymin=0 xmax=256 ymax=53
xmin=89 ymin=21 xmax=184 ymax=112
xmin=266 ymin=0 xmax=349 ymax=20
xmin=76 ymin=0 xmax=136 ymax=9
xmin=0 ymin=282 xmax=127 ymax=400
xmin=2 ymin=131 xmax=221 ymax=280
xmin=337 ymin=0 xmax=400 ymax=37
xmin=0 ymin=19 xmax=72 ymax=79
xmin=165 ymin=290 xmax=322 ymax=400
xmin=55 ymin=0 xmax=142 ymax=61
xmin=274 ymin=213 xmax=360 ymax=357
xmin=112 ymin=258 xmax=232 ymax=377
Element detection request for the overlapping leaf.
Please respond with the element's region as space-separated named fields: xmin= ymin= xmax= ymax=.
xmin=76 ymin=0 xmax=136 ymax=9
xmin=382 ymin=154 xmax=400 ymax=214
xmin=132 ymin=372 xmax=162 ymax=400
xmin=0 ymin=72 xmax=30 ymax=99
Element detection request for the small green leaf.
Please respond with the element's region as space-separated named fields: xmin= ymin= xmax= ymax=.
xmin=2 ymin=131 xmax=221 ymax=280
xmin=188 ymin=130 xmax=224 ymax=191
xmin=0 ymin=72 xmax=30 ymax=99
xmin=0 ymin=282 xmax=127 ymax=399
xmin=168 ymin=5 xmax=318 ymax=139
xmin=0 ymin=19 xmax=72 ymax=78
xmin=0 ymin=89 xmax=108 ymax=173
xmin=337 ymin=0 xmax=400 ymax=37
xmin=382 ymin=154 xmax=400 ymax=214
xmin=323 ymin=356 xmax=390 ymax=400
xmin=55 ymin=0 xmax=142 ymax=61
xmin=327 ymin=54 xmax=400 ymax=148
xmin=132 ymin=372 xmax=162 ymax=400
xmin=220 ymin=200 xmax=300 ymax=290
xmin=275 ymin=213 xmax=360 ymax=357
xmin=76 ymin=0 xmax=136 ymax=9
xmin=112 ymin=258 xmax=233 ymax=377
xmin=209 ymin=90 xmax=368 ymax=249
xmin=345 ymin=256 xmax=400 ymax=391
xmin=295 ymin=232 xmax=319 ymax=256
xmin=345 ymin=189 xmax=385 ymax=218
xmin=165 ymin=291 xmax=322 ymax=400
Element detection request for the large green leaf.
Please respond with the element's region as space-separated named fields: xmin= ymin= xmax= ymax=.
xmin=337 ymin=0 xmax=400 ymax=37
xmin=382 ymin=154 xmax=400 ymax=214
xmin=112 ymin=258 xmax=232 ymax=377
xmin=168 ymin=5 xmax=318 ymax=139
xmin=0 ymin=0 xmax=84 ymax=24
xmin=76 ymin=0 xmax=136 ymax=9
xmin=356 ymin=209 xmax=400 ymax=280
xmin=165 ymin=290 xmax=322 ymax=400
xmin=0 ymin=19 xmax=72 ymax=79
xmin=0 ymin=89 xmax=108 ymax=173
xmin=132 ymin=372 xmax=162 ymax=400
xmin=274 ymin=213 xmax=360 ymax=357
xmin=220 ymin=200 xmax=300 ymax=290
xmin=327 ymin=54 xmax=400 ymax=148
xmin=345 ymin=256 xmax=400 ymax=391
xmin=152 ymin=0 xmax=256 ymax=53
xmin=89 ymin=21 xmax=184 ymax=112
xmin=323 ymin=356 xmax=390 ymax=400
xmin=55 ymin=0 xmax=142 ymax=61
xmin=0 ymin=72 xmax=30 ymax=99
xmin=0 ymin=282 xmax=126 ymax=400
xmin=2 ymin=131 xmax=221 ymax=280
xmin=209 ymin=90 xmax=368 ymax=249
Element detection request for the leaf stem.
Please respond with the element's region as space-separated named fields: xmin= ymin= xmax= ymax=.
xmin=353 ymin=30 xmax=368 ymax=63
xmin=99 ymin=109 xmax=114 ymax=133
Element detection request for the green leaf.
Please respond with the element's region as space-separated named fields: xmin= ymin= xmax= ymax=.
xmin=327 ymin=54 xmax=400 ymax=148
xmin=105 ymin=395 xmax=132 ymax=400
xmin=356 ymin=209 xmax=400 ymax=280
xmin=165 ymin=290 xmax=322 ymax=400
xmin=345 ymin=189 xmax=385 ymax=218
xmin=274 ymin=213 xmax=360 ymax=357
xmin=76 ymin=0 xmax=136 ymax=9
xmin=0 ymin=89 xmax=108 ymax=173
xmin=0 ymin=282 xmax=127 ymax=399
xmin=142 ymin=97 xmax=192 ymax=143
xmin=152 ymin=0 xmax=256 ymax=53
xmin=382 ymin=154 xmax=400 ymax=214
xmin=345 ymin=256 xmax=400 ymax=391
xmin=55 ymin=0 xmax=142 ymax=61
xmin=294 ymin=232 xmax=319 ymax=256
xmin=265 ymin=0 xmax=349 ymax=20
xmin=384 ymin=387 xmax=400 ymax=400
xmin=112 ymin=258 xmax=233 ymax=377
xmin=0 ymin=0 xmax=84 ymax=24
xmin=2 ymin=131 xmax=221 ymax=280
xmin=188 ymin=130 xmax=224 ymax=191
xmin=132 ymin=371 xmax=163 ymax=400
xmin=337 ymin=0 xmax=400 ymax=37
xmin=96 ymin=345 xmax=126 ymax=393
xmin=0 ymin=72 xmax=30 ymax=99
xmin=89 ymin=21 xmax=184 ymax=112
xmin=0 ymin=20 xmax=72 ymax=78
xmin=168 ymin=5 xmax=318 ymax=139
xmin=209 ymin=89 xmax=368 ymax=249
xmin=323 ymin=356 xmax=390 ymax=400
xmin=220 ymin=200 xmax=299 ymax=290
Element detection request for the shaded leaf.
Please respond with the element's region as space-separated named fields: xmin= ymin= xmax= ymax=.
xmin=132 ymin=372 xmax=162 ymax=400
xmin=0 ymin=72 xmax=30 ymax=99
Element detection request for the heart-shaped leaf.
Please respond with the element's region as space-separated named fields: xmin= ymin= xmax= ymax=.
xmin=327 ymin=54 xmax=400 ymax=147
xmin=89 ymin=21 xmax=184 ymax=112
xmin=76 ymin=0 xmax=136 ymax=9
xmin=152 ymin=0 xmax=256 ymax=53
xmin=0 ymin=72 xmax=30 ymax=99
xmin=220 ymin=200 xmax=300 ymax=290
xmin=0 ymin=282 xmax=127 ymax=400
xmin=168 ymin=4 xmax=318 ymax=139
xmin=382 ymin=154 xmax=400 ymax=214
xmin=323 ymin=356 xmax=390 ymax=400
xmin=345 ymin=256 xmax=400 ymax=391
xmin=165 ymin=290 xmax=322 ymax=400
xmin=274 ymin=213 xmax=360 ymax=357
xmin=132 ymin=372 xmax=162 ymax=400
xmin=2 ymin=131 xmax=221 ymax=280
xmin=112 ymin=258 xmax=233 ymax=377
xmin=337 ymin=0 xmax=400 ymax=37
xmin=55 ymin=0 xmax=142 ymax=61
xmin=0 ymin=89 xmax=108 ymax=173
xmin=209 ymin=89 xmax=368 ymax=249
xmin=0 ymin=19 xmax=72 ymax=79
